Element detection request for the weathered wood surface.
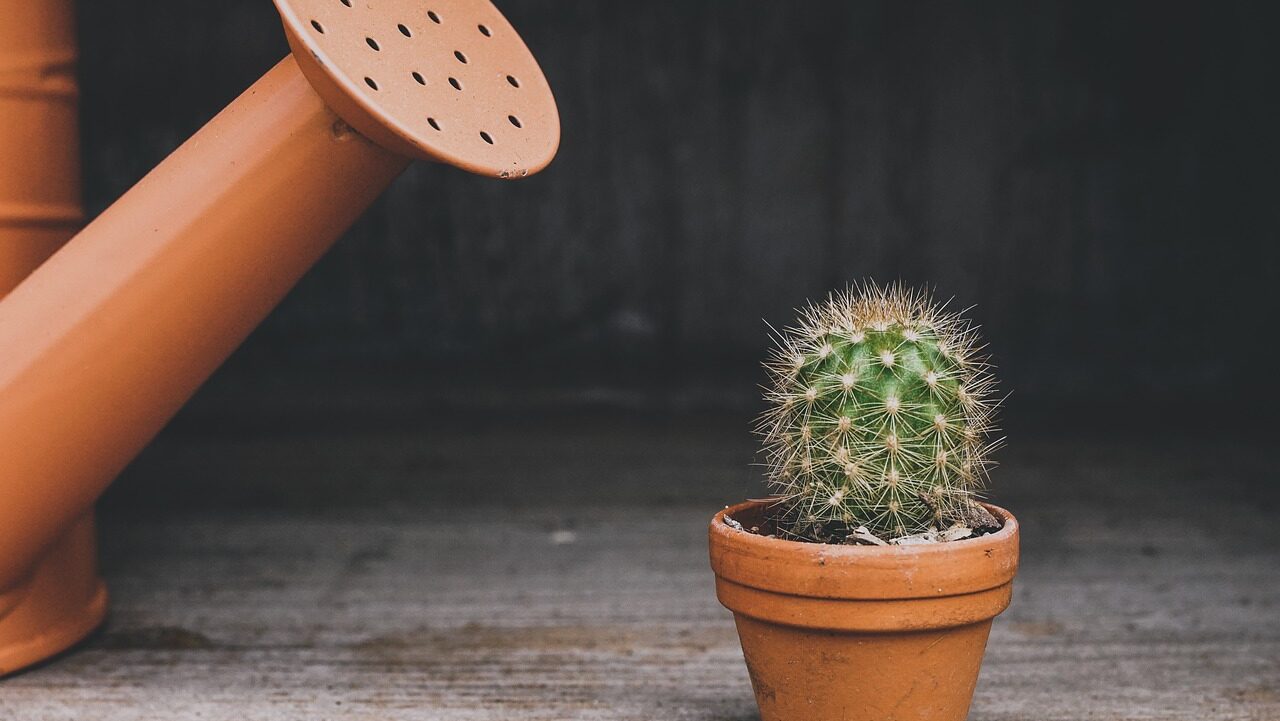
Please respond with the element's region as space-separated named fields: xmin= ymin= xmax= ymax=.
xmin=2 ymin=412 xmax=1277 ymax=720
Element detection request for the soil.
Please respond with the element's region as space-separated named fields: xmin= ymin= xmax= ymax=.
xmin=723 ymin=501 xmax=1002 ymax=546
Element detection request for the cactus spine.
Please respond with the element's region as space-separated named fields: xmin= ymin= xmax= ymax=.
xmin=760 ymin=282 xmax=1000 ymax=541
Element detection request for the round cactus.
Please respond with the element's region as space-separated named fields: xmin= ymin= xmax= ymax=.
xmin=759 ymin=282 xmax=1000 ymax=541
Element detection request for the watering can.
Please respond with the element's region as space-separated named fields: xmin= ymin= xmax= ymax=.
xmin=0 ymin=0 xmax=559 ymax=675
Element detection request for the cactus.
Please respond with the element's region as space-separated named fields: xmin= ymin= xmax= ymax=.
xmin=759 ymin=282 xmax=1000 ymax=541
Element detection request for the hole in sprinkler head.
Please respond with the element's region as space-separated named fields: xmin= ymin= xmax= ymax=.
xmin=364 ymin=76 xmax=378 ymax=90
xmin=454 ymin=50 xmax=468 ymax=64
xmin=508 ymin=115 xmax=522 ymax=128
xmin=412 ymin=71 xmax=425 ymax=85
xmin=310 ymin=19 xmax=324 ymax=33
xmin=480 ymin=131 xmax=494 ymax=145
xmin=427 ymin=10 xmax=441 ymax=24
xmin=478 ymin=24 xmax=492 ymax=37
xmin=366 ymin=37 xmax=380 ymax=51
xmin=398 ymin=24 xmax=412 ymax=37
xmin=428 ymin=117 xmax=441 ymax=131
xmin=448 ymin=77 xmax=462 ymax=91
xmin=339 ymin=0 xmax=351 ymax=6
xmin=506 ymin=75 xmax=520 ymax=88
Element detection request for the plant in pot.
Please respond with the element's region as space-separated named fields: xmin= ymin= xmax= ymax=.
xmin=709 ymin=282 xmax=1019 ymax=721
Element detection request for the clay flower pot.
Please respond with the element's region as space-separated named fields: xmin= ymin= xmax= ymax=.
xmin=709 ymin=499 xmax=1019 ymax=721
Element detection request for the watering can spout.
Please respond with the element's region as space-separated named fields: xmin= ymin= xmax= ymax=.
xmin=0 ymin=58 xmax=405 ymax=595
xmin=0 ymin=0 xmax=558 ymax=675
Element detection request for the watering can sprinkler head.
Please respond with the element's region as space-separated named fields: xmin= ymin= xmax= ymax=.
xmin=0 ymin=0 xmax=557 ymax=675
xmin=276 ymin=0 xmax=559 ymax=176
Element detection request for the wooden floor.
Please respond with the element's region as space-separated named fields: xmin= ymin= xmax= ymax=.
xmin=2 ymin=407 xmax=1277 ymax=720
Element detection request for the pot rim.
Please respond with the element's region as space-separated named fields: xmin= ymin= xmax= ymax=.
xmin=709 ymin=499 xmax=1019 ymax=601
xmin=714 ymin=498 xmax=1017 ymax=557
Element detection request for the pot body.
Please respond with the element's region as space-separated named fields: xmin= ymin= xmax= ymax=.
xmin=709 ymin=500 xmax=1019 ymax=721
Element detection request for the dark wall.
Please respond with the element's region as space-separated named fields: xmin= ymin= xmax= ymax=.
xmin=77 ymin=1 xmax=1279 ymax=406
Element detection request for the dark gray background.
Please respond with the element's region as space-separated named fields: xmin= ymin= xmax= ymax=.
xmin=78 ymin=0 xmax=1278 ymax=427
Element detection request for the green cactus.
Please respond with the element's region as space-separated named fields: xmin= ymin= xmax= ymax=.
xmin=759 ymin=282 xmax=1000 ymax=541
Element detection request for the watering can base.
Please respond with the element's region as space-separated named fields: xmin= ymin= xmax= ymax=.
xmin=0 ymin=514 xmax=107 ymax=676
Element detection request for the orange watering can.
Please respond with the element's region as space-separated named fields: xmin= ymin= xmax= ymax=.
xmin=0 ymin=0 xmax=559 ymax=675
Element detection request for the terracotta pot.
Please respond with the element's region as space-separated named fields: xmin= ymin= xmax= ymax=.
xmin=709 ymin=500 xmax=1019 ymax=721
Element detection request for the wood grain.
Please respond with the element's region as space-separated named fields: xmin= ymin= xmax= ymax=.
xmin=4 ymin=412 xmax=1277 ymax=719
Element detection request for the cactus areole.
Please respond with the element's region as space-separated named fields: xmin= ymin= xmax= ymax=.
xmin=760 ymin=282 xmax=1000 ymax=541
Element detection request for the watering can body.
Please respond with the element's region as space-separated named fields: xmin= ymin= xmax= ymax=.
xmin=0 ymin=1 xmax=108 ymax=675
xmin=0 ymin=0 xmax=558 ymax=675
